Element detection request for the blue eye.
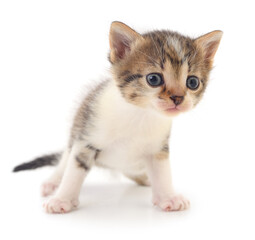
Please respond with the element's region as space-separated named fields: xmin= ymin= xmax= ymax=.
xmin=186 ymin=76 xmax=200 ymax=90
xmin=146 ymin=73 xmax=164 ymax=87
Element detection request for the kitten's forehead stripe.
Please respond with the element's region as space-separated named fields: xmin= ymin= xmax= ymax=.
xmin=142 ymin=30 xmax=195 ymax=76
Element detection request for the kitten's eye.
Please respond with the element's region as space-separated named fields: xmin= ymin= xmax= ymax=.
xmin=146 ymin=73 xmax=164 ymax=87
xmin=186 ymin=76 xmax=200 ymax=90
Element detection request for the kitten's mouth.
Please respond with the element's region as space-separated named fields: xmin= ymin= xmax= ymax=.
xmin=154 ymin=101 xmax=185 ymax=116
xmin=164 ymin=107 xmax=180 ymax=114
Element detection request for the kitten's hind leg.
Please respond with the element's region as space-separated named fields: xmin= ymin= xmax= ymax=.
xmin=41 ymin=149 xmax=70 ymax=197
xmin=125 ymin=173 xmax=150 ymax=186
xmin=43 ymin=142 xmax=98 ymax=213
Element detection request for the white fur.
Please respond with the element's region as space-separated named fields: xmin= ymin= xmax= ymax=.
xmin=43 ymin=80 xmax=189 ymax=213
xmin=91 ymin=81 xmax=172 ymax=173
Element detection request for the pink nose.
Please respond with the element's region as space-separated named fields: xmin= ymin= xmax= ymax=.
xmin=170 ymin=95 xmax=184 ymax=106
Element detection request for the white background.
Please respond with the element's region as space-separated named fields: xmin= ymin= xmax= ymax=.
xmin=0 ymin=0 xmax=255 ymax=239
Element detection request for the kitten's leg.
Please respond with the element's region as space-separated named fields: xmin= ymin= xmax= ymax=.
xmin=41 ymin=149 xmax=70 ymax=197
xmin=125 ymin=173 xmax=150 ymax=186
xmin=146 ymin=148 xmax=190 ymax=211
xmin=43 ymin=143 xmax=97 ymax=214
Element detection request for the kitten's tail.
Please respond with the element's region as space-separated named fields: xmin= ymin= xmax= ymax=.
xmin=13 ymin=153 xmax=61 ymax=172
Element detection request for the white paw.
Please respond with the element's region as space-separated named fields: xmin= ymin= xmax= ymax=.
xmin=153 ymin=194 xmax=190 ymax=211
xmin=41 ymin=182 xmax=58 ymax=197
xmin=43 ymin=198 xmax=79 ymax=214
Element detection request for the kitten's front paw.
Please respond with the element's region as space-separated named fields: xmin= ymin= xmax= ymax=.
xmin=153 ymin=194 xmax=190 ymax=211
xmin=43 ymin=197 xmax=79 ymax=214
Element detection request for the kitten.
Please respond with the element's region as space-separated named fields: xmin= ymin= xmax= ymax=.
xmin=13 ymin=21 xmax=222 ymax=213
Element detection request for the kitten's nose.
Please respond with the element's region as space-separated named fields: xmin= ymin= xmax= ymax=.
xmin=170 ymin=95 xmax=184 ymax=106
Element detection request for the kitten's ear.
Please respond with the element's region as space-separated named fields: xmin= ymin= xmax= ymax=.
xmin=109 ymin=21 xmax=142 ymax=63
xmin=195 ymin=30 xmax=223 ymax=62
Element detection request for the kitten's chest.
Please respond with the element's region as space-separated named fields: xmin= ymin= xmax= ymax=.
xmin=92 ymin=110 xmax=171 ymax=173
xmin=91 ymin=114 xmax=167 ymax=172
xmin=85 ymin=84 xmax=172 ymax=172
xmin=90 ymin=103 xmax=171 ymax=152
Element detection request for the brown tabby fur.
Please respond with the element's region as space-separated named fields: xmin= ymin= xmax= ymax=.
xmin=110 ymin=23 xmax=221 ymax=110
xmin=69 ymin=22 xmax=222 ymax=166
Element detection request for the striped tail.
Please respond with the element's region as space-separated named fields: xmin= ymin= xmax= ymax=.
xmin=13 ymin=153 xmax=61 ymax=172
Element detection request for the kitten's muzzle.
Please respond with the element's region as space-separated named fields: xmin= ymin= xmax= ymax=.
xmin=170 ymin=95 xmax=184 ymax=106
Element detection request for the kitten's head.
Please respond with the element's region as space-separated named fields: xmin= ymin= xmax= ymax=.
xmin=109 ymin=22 xmax=222 ymax=116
